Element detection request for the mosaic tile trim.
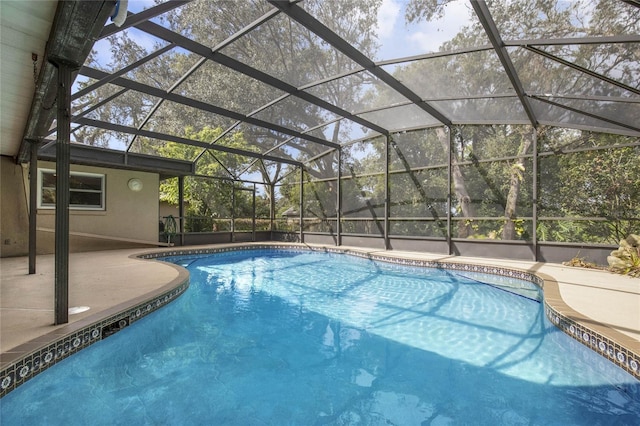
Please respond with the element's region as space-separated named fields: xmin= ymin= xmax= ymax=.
xmin=0 ymin=282 xmax=188 ymax=398
xmin=141 ymin=244 xmax=543 ymax=286
xmin=545 ymin=303 xmax=640 ymax=380
xmin=142 ymin=243 xmax=638 ymax=381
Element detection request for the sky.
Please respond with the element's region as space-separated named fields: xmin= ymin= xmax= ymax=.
xmin=375 ymin=0 xmax=473 ymax=61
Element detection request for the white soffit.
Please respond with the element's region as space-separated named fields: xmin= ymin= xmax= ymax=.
xmin=0 ymin=0 xmax=57 ymax=157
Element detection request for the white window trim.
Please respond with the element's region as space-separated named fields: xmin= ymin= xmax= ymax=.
xmin=37 ymin=169 xmax=106 ymax=211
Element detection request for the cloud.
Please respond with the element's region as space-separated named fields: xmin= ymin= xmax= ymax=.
xmin=406 ymin=0 xmax=473 ymax=53
xmin=376 ymin=0 xmax=401 ymax=40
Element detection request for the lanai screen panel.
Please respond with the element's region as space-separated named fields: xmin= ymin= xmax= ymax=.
xmin=389 ymin=128 xmax=449 ymax=171
xmin=173 ymin=60 xmax=288 ymax=116
xmin=219 ymin=11 xmax=362 ymax=88
xmin=301 ymin=0 xmax=492 ymax=60
xmin=487 ymin=0 xmax=639 ymax=40
xmin=537 ymin=130 xmax=640 ymax=244
xmin=450 ymin=125 xmax=535 ymax=241
xmin=251 ymin=96 xmax=341 ymax=136
xmin=153 ymin=0 xmax=275 ymax=48
xmin=303 ymin=70 xmax=409 ymax=115
xmin=42 ymin=0 xmax=637 ymax=225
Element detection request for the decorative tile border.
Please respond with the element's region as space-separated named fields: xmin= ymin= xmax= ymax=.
xmin=2 ymin=242 xmax=637 ymax=399
xmin=0 ymin=274 xmax=188 ymax=398
xmin=544 ymin=303 xmax=639 ymax=380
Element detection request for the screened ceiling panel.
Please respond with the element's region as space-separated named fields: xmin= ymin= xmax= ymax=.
xmin=251 ymin=95 xmax=340 ymax=134
xmin=301 ymin=0 xmax=491 ymax=61
xmin=229 ymin=123 xmax=294 ymax=156
xmin=152 ymin=0 xmax=276 ymax=49
xmin=510 ymin=47 xmax=639 ymax=98
xmin=532 ymin=43 xmax=640 ymax=90
xmin=304 ymin=70 xmax=410 ymax=114
xmin=529 ymin=98 xmax=639 ymax=136
xmin=71 ymin=83 xmax=126 ymax=117
xmin=431 ymin=97 xmax=529 ymax=124
xmin=122 ymin=48 xmax=203 ymax=91
xmin=219 ymin=12 xmax=362 ymax=87
xmin=277 ymin=137 xmax=337 ymax=164
xmin=383 ymin=50 xmax=514 ymax=99
xmin=542 ymin=97 xmax=640 ymax=131
xmin=195 ymin=150 xmax=256 ymax=178
xmin=357 ymin=104 xmax=441 ymax=132
xmin=91 ymin=27 xmax=171 ymax=73
xmin=81 ymin=90 xmax=163 ymax=129
xmin=25 ymin=0 xmax=639 ymax=185
xmin=265 ymin=141 xmax=308 ymax=164
xmin=141 ymin=101 xmax=239 ymax=138
xmin=297 ymin=115 xmax=378 ymax=146
xmin=174 ymin=60 xmax=287 ymax=115
xmin=488 ymin=0 xmax=639 ymax=40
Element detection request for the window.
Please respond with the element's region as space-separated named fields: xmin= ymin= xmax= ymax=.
xmin=38 ymin=169 xmax=105 ymax=210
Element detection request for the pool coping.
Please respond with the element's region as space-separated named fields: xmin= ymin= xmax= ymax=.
xmin=0 ymin=258 xmax=189 ymax=398
xmin=1 ymin=242 xmax=638 ymax=398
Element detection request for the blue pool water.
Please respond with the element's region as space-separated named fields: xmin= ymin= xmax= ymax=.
xmin=2 ymin=249 xmax=639 ymax=425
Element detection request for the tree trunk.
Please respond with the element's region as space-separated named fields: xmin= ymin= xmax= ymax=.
xmin=438 ymin=128 xmax=475 ymax=238
xmin=502 ymin=132 xmax=533 ymax=240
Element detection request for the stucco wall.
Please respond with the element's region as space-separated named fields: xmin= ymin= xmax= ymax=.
xmin=0 ymin=156 xmax=30 ymax=257
xmin=36 ymin=161 xmax=160 ymax=254
xmin=0 ymin=157 xmax=161 ymax=257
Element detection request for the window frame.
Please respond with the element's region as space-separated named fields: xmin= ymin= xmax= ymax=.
xmin=37 ymin=169 xmax=106 ymax=211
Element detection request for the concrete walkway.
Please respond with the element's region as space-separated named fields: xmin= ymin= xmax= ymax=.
xmin=2 ymin=244 xmax=639 ymax=360
xmin=1 ymin=249 xmax=180 ymax=353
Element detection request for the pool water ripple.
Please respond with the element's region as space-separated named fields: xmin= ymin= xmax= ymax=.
xmin=1 ymin=249 xmax=639 ymax=425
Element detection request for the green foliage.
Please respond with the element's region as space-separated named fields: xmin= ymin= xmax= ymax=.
xmin=158 ymin=127 xmax=267 ymax=222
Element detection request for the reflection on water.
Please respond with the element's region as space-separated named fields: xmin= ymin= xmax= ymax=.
xmin=1 ymin=249 xmax=639 ymax=425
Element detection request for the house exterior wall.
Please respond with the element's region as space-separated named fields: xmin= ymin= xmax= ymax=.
xmin=0 ymin=156 xmax=30 ymax=257
xmin=0 ymin=157 xmax=161 ymax=257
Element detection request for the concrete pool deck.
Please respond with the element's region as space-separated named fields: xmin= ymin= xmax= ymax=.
xmin=2 ymin=243 xmax=639 ymax=373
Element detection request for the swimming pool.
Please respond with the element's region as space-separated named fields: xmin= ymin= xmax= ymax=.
xmin=2 ymin=248 xmax=639 ymax=424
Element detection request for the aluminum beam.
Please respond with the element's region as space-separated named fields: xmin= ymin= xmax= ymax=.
xmin=267 ymin=1 xmax=452 ymax=127
xmin=74 ymin=116 xmax=303 ymax=166
xmin=130 ymin=19 xmax=389 ymax=136
xmin=79 ymin=66 xmax=339 ymax=150
xmin=72 ymin=44 xmax=175 ymax=101
xmin=530 ymin=95 xmax=640 ymax=134
xmin=524 ymin=46 xmax=640 ymax=97
xmin=471 ymin=1 xmax=539 ymax=127
xmin=52 ymin=59 xmax=75 ymax=325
